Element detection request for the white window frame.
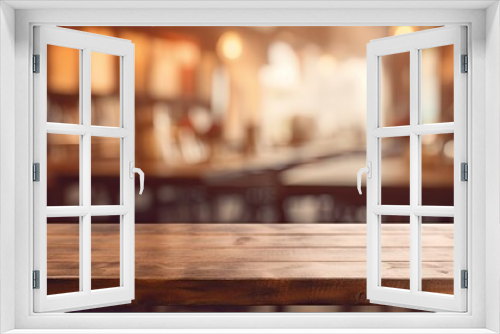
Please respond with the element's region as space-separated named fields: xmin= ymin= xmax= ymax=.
xmin=366 ymin=26 xmax=468 ymax=312
xmin=33 ymin=26 xmax=136 ymax=313
xmin=0 ymin=1 xmax=498 ymax=333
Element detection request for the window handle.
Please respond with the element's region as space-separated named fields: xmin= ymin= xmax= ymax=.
xmin=357 ymin=162 xmax=371 ymax=195
xmin=129 ymin=162 xmax=145 ymax=195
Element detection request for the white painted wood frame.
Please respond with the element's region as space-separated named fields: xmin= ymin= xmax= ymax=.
xmin=0 ymin=2 xmax=496 ymax=333
xmin=32 ymin=26 xmax=135 ymax=313
xmin=366 ymin=26 xmax=467 ymax=312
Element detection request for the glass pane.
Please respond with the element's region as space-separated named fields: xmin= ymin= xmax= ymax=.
xmin=91 ymin=136 xmax=121 ymax=205
xmin=47 ymin=45 xmax=80 ymax=124
xmin=421 ymin=133 xmax=454 ymax=206
xmin=421 ymin=216 xmax=454 ymax=295
xmin=381 ymin=52 xmax=410 ymax=127
xmin=381 ymin=215 xmax=410 ymax=290
xmin=47 ymin=216 xmax=80 ymax=295
xmin=92 ymin=215 xmax=121 ymax=290
xmin=91 ymin=51 xmax=121 ymax=127
xmin=381 ymin=136 xmax=410 ymax=205
xmin=421 ymin=45 xmax=454 ymax=124
xmin=47 ymin=134 xmax=80 ymax=206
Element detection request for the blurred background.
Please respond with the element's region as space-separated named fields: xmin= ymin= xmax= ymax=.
xmin=47 ymin=25 xmax=454 ymax=224
xmin=46 ymin=26 xmax=455 ymax=313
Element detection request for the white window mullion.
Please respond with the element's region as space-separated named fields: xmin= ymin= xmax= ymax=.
xmin=365 ymin=47 xmax=380 ymax=297
xmin=373 ymin=123 xmax=454 ymax=138
xmin=413 ymin=123 xmax=454 ymax=135
xmin=409 ymin=48 xmax=420 ymax=294
xmin=46 ymin=123 xmax=130 ymax=138
xmin=412 ymin=206 xmax=454 ymax=217
xmin=47 ymin=123 xmax=88 ymax=135
xmin=81 ymin=47 xmax=92 ymax=295
xmin=119 ymin=56 xmax=124 ymax=287
xmin=33 ymin=26 xmax=49 ymax=306
xmin=122 ymin=50 xmax=135 ymax=293
xmin=372 ymin=126 xmax=412 ymax=137
xmin=453 ymin=26 xmax=468 ymax=309
xmin=78 ymin=48 xmax=85 ymax=293
xmin=90 ymin=126 xmax=130 ymax=138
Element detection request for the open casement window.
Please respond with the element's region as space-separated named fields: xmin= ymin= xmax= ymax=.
xmin=33 ymin=26 xmax=138 ymax=312
xmin=365 ymin=26 xmax=467 ymax=312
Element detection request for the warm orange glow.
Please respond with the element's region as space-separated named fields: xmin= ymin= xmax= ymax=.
xmin=392 ymin=26 xmax=415 ymax=36
xmin=317 ymin=54 xmax=337 ymax=73
xmin=91 ymin=51 xmax=118 ymax=95
xmin=443 ymin=140 xmax=454 ymax=159
xmin=47 ymin=45 xmax=79 ymax=94
xmin=175 ymin=41 xmax=200 ymax=67
xmin=217 ymin=32 xmax=243 ymax=60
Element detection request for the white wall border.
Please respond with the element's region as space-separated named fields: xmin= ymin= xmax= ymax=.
xmin=0 ymin=2 xmax=16 ymax=334
xmin=1 ymin=3 xmax=495 ymax=333
xmin=485 ymin=2 xmax=500 ymax=333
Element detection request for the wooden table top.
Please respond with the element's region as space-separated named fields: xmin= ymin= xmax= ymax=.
xmin=48 ymin=223 xmax=453 ymax=306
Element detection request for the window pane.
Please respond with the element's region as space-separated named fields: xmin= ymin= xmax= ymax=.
xmin=421 ymin=45 xmax=454 ymax=124
xmin=47 ymin=45 xmax=80 ymax=124
xmin=47 ymin=216 xmax=80 ymax=295
xmin=91 ymin=52 xmax=120 ymax=127
xmin=381 ymin=215 xmax=410 ymax=290
xmin=47 ymin=133 xmax=80 ymax=206
xmin=92 ymin=215 xmax=121 ymax=290
xmin=381 ymin=136 xmax=410 ymax=205
xmin=381 ymin=52 xmax=410 ymax=127
xmin=421 ymin=216 xmax=454 ymax=295
xmin=91 ymin=136 xmax=121 ymax=205
xmin=421 ymin=133 xmax=454 ymax=206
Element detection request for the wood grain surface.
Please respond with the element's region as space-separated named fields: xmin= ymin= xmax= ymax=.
xmin=47 ymin=223 xmax=454 ymax=305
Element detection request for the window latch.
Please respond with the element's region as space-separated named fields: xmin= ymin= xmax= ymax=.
xmin=357 ymin=162 xmax=372 ymax=195
xmin=129 ymin=162 xmax=145 ymax=195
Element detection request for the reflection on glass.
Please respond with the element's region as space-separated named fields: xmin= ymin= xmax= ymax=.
xmin=421 ymin=134 xmax=454 ymax=206
xmin=92 ymin=216 xmax=121 ymax=290
xmin=421 ymin=45 xmax=454 ymax=124
xmin=47 ymin=45 xmax=80 ymax=124
xmin=381 ymin=52 xmax=410 ymax=127
xmin=421 ymin=216 xmax=454 ymax=295
xmin=381 ymin=215 xmax=410 ymax=290
xmin=381 ymin=136 xmax=410 ymax=205
xmin=47 ymin=134 xmax=80 ymax=206
xmin=47 ymin=216 xmax=80 ymax=295
xmin=91 ymin=51 xmax=120 ymax=127
xmin=91 ymin=137 xmax=121 ymax=205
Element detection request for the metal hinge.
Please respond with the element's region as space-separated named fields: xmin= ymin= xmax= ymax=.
xmin=33 ymin=270 xmax=40 ymax=289
xmin=33 ymin=54 xmax=40 ymax=73
xmin=33 ymin=163 xmax=40 ymax=182
xmin=461 ymin=54 xmax=468 ymax=73
xmin=461 ymin=162 xmax=468 ymax=181
xmin=461 ymin=270 xmax=468 ymax=289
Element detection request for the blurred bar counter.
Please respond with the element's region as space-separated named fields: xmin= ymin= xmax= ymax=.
xmin=47 ymin=138 xmax=453 ymax=223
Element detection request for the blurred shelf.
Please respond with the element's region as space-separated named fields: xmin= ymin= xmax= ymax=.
xmin=282 ymin=155 xmax=453 ymax=187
